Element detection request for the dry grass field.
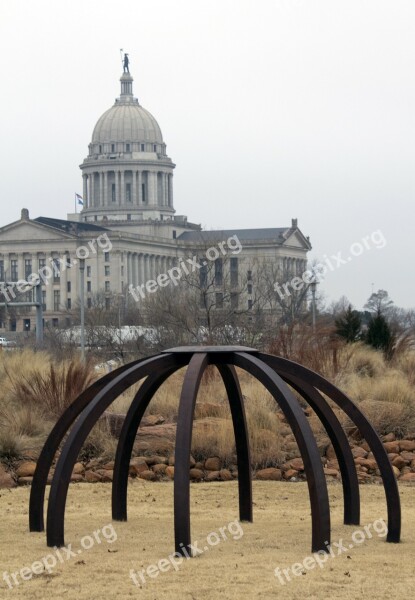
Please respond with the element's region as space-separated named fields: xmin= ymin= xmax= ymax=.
xmin=1 ymin=481 xmax=414 ymax=599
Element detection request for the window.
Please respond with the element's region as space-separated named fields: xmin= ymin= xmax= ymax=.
xmin=104 ymin=252 xmax=110 ymax=262
xmin=127 ymin=214 xmax=131 ymax=221
xmin=248 ymin=299 xmax=253 ymax=310
xmin=105 ymin=265 xmax=110 ymax=276
xmin=126 ymin=143 xmax=130 ymax=152
xmin=153 ymin=144 xmax=157 ymax=152
xmin=24 ymin=259 xmax=32 ymax=280
xmin=112 ymin=183 xmax=116 ymax=202
xmin=142 ymin=182 xmax=146 ymax=202
xmin=230 ymin=257 xmax=238 ymax=287
xmin=87 ymin=297 xmax=92 ymax=308
xmin=215 ymin=292 xmax=223 ymax=309
xmin=199 ymin=261 xmax=207 ymax=288
xmin=105 ymin=281 xmax=110 ymax=292
xmin=42 ymin=290 xmax=46 ymax=311
xmin=87 ymin=266 xmax=91 ymax=277
xmin=87 ymin=281 xmax=91 ymax=292
xmin=126 ymin=183 xmax=131 ymax=202
xmin=247 ymin=270 xmax=252 ymax=281
xmin=67 ymin=281 xmax=71 ymax=293
xmin=52 ymin=257 xmax=60 ymax=281
xmin=0 ymin=260 xmax=4 ymax=281
xmin=39 ymin=258 xmax=46 ymax=271
xmin=53 ymin=290 xmax=60 ymax=311
xmin=10 ymin=259 xmax=18 ymax=282
xmin=52 ymin=318 xmax=59 ymax=327
xmin=111 ymin=143 xmax=115 ymax=153
xmin=231 ymin=292 xmax=239 ymax=309
xmin=99 ymin=145 xmax=102 ymax=153
xmin=215 ymin=259 xmax=223 ymax=286
xmin=141 ymin=143 xmax=145 ymax=151
xmin=121 ymin=266 xmax=124 ymax=276
xmin=105 ymin=297 xmax=110 ymax=310
xmin=67 ymin=298 xmax=71 ymax=309
xmin=247 ymin=283 xmax=253 ymax=295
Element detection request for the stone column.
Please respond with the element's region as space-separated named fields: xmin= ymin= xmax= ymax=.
xmin=99 ymin=172 xmax=104 ymax=206
xmin=138 ymin=254 xmax=145 ymax=284
xmin=138 ymin=171 xmax=143 ymax=204
xmin=148 ymin=172 xmax=157 ymax=205
xmin=104 ymin=172 xmax=108 ymax=206
xmin=115 ymin=171 xmax=119 ymax=205
xmin=90 ymin=172 xmax=95 ymax=206
xmin=132 ymin=170 xmax=137 ymax=205
xmin=120 ymin=170 xmax=125 ymax=205
xmin=83 ymin=175 xmax=88 ymax=208
xmin=168 ymin=174 xmax=173 ymax=207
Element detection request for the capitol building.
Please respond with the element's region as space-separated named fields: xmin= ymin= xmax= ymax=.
xmin=0 ymin=64 xmax=311 ymax=333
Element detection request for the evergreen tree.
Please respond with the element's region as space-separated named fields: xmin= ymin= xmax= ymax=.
xmin=365 ymin=309 xmax=393 ymax=353
xmin=335 ymin=305 xmax=362 ymax=342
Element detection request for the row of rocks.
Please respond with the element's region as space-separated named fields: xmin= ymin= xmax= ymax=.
xmin=2 ymin=434 xmax=415 ymax=488
xmin=2 ymin=430 xmax=415 ymax=488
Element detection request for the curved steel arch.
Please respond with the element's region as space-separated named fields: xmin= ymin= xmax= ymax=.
xmin=277 ymin=374 xmax=360 ymax=526
xmin=29 ymin=356 xmax=152 ymax=532
xmin=46 ymin=352 xmax=182 ymax=547
xmin=32 ymin=345 xmax=401 ymax=557
xmin=258 ymin=352 xmax=401 ymax=543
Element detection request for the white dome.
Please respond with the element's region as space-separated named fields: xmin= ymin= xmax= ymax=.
xmin=92 ymin=104 xmax=163 ymax=145
xmin=90 ymin=73 xmax=164 ymax=147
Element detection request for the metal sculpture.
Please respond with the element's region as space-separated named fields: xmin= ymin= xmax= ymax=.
xmin=29 ymin=346 xmax=401 ymax=556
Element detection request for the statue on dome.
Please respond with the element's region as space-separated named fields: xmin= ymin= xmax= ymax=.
xmin=123 ymin=53 xmax=130 ymax=74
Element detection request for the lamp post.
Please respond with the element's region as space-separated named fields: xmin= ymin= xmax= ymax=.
xmin=79 ymin=258 xmax=85 ymax=362
xmin=310 ymin=279 xmax=317 ymax=332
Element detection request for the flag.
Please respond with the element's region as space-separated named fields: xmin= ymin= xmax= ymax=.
xmin=75 ymin=193 xmax=84 ymax=206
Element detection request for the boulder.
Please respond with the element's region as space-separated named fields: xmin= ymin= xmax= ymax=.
xmin=219 ymin=469 xmax=233 ymax=481
xmin=399 ymin=440 xmax=415 ymax=452
xmin=382 ymin=433 xmax=396 ymax=443
xmin=354 ymin=457 xmax=377 ymax=470
xmin=324 ymin=468 xmax=339 ymax=477
xmin=399 ymin=472 xmax=415 ymax=482
xmin=134 ymin=423 xmax=177 ymax=454
xmin=205 ymin=457 xmax=221 ymax=471
xmin=383 ymin=441 xmax=400 ymax=454
xmin=95 ymin=469 xmax=113 ymax=482
xmin=289 ymin=458 xmax=304 ymax=471
xmin=256 ymin=468 xmax=282 ymax=481
xmin=70 ymin=474 xmax=84 ymax=483
xmin=18 ymin=476 xmax=33 ymax=485
xmin=165 ymin=466 xmax=175 ymax=479
xmin=352 ymin=447 xmax=368 ymax=459
xmin=85 ymin=470 xmax=102 ymax=483
xmin=138 ymin=470 xmax=156 ymax=481
xmin=206 ymin=470 xmax=220 ymax=481
xmin=189 ymin=468 xmax=204 ymax=481
xmin=129 ymin=457 xmax=148 ymax=475
xmin=16 ymin=461 xmax=37 ymax=477
xmin=392 ymin=456 xmax=407 ymax=470
xmin=152 ymin=463 xmax=167 ymax=475
xmin=72 ymin=462 xmax=85 ymax=474
xmin=283 ymin=469 xmax=298 ymax=480
xmin=145 ymin=455 xmax=168 ymax=466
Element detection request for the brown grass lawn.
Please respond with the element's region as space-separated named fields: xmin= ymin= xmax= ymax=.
xmin=0 ymin=481 xmax=414 ymax=600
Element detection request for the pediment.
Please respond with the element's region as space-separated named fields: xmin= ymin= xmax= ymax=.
xmin=282 ymin=229 xmax=312 ymax=250
xmin=0 ymin=220 xmax=74 ymax=242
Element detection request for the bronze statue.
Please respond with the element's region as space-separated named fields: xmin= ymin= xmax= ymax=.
xmin=123 ymin=53 xmax=129 ymax=74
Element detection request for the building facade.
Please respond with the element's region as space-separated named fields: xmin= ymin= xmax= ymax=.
xmin=0 ymin=66 xmax=311 ymax=333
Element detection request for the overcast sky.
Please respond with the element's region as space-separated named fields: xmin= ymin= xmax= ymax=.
xmin=0 ymin=0 xmax=414 ymax=309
